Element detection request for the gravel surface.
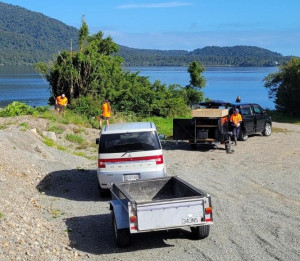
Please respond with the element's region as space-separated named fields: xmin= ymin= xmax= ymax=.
xmin=0 ymin=116 xmax=299 ymax=261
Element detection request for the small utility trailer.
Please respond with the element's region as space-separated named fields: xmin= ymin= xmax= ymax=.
xmin=110 ymin=176 xmax=213 ymax=247
xmin=173 ymin=106 xmax=232 ymax=153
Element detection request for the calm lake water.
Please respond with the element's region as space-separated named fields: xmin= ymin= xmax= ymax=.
xmin=0 ymin=65 xmax=278 ymax=109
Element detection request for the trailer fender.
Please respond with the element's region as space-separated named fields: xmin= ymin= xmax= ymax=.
xmin=110 ymin=200 xmax=129 ymax=229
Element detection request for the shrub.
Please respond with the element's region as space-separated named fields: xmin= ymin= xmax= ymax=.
xmin=0 ymin=102 xmax=33 ymax=117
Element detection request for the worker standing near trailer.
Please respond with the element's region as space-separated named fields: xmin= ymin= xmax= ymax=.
xmin=229 ymin=108 xmax=243 ymax=145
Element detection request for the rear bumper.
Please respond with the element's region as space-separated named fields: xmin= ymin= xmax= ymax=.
xmin=97 ymin=168 xmax=167 ymax=189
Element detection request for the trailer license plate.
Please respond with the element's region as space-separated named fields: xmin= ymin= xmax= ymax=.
xmin=182 ymin=217 xmax=201 ymax=225
xmin=124 ymin=174 xmax=140 ymax=181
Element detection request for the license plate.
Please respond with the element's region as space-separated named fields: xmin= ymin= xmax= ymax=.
xmin=181 ymin=217 xmax=201 ymax=225
xmin=124 ymin=174 xmax=140 ymax=181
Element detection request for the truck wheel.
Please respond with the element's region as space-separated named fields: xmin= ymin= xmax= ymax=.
xmin=190 ymin=225 xmax=210 ymax=239
xmin=239 ymin=131 xmax=248 ymax=141
xmin=262 ymin=123 xmax=272 ymax=136
xmin=112 ymin=211 xmax=130 ymax=247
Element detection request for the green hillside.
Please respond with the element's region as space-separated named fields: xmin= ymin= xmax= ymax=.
xmin=0 ymin=1 xmax=293 ymax=66
xmin=117 ymin=45 xmax=292 ymax=67
xmin=0 ymin=2 xmax=79 ymax=65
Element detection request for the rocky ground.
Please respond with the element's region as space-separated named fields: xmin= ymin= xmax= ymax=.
xmin=0 ymin=116 xmax=299 ymax=261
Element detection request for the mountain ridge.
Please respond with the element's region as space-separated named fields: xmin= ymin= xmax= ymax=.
xmin=0 ymin=1 xmax=293 ymax=66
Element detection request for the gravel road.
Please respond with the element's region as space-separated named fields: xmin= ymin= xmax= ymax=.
xmin=0 ymin=117 xmax=299 ymax=261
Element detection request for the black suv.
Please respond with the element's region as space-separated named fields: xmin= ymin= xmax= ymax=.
xmin=198 ymin=100 xmax=272 ymax=141
xmin=230 ymin=103 xmax=272 ymax=141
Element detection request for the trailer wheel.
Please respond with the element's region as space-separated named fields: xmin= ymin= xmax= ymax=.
xmin=112 ymin=211 xmax=130 ymax=247
xmin=191 ymin=225 xmax=210 ymax=239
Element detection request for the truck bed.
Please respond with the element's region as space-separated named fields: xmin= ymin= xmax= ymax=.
xmin=111 ymin=176 xmax=207 ymax=203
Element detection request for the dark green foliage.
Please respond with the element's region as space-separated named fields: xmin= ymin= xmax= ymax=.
xmin=0 ymin=2 xmax=78 ymax=65
xmin=184 ymin=62 xmax=206 ymax=106
xmin=264 ymin=58 xmax=300 ymax=115
xmin=118 ymin=45 xmax=292 ymax=67
xmin=35 ymin=21 xmax=202 ymax=118
xmin=0 ymin=101 xmax=33 ymax=116
xmin=68 ymin=95 xmax=101 ymax=118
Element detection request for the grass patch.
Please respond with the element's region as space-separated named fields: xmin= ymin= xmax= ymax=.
xmin=76 ymin=144 xmax=89 ymax=150
xmin=57 ymin=145 xmax=67 ymax=151
xmin=73 ymin=127 xmax=85 ymax=134
xmin=0 ymin=212 xmax=4 ymax=218
xmin=43 ymin=137 xmax=55 ymax=147
xmin=47 ymin=124 xmax=65 ymax=134
xmin=0 ymin=125 xmax=8 ymax=130
xmin=72 ymin=151 xmax=86 ymax=157
xmin=72 ymin=151 xmax=97 ymax=160
xmin=66 ymin=134 xmax=85 ymax=144
xmin=19 ymin=122 xmax=29 ymax=131
xmin=142 ymin=117 xmax=174 ymax=138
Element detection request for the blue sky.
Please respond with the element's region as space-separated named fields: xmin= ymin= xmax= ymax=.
xmin=2 ymin=0 xmax=300 ymax=56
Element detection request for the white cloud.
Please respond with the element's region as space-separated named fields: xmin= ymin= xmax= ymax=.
xmin=118 ymin=2 xmax=192 ymax=9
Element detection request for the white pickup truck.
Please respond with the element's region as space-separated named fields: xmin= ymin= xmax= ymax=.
xmin=110 ymin=176 xmax=213 ymax=247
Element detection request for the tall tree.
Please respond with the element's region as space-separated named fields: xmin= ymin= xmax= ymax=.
xmin=185 ymin=61 xmax=206 ymax=106
xmin=34 ymin=19 xmax=191 ymax=118
xmin=264 ymin=58 xmax=300 ymax=115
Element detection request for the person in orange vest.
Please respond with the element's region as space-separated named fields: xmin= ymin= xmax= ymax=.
xmin=99 ymin=99 xmax=111 ymax=128
xmin=55 ymin=94 xmax=68 ymax=114
xmin=230 ymin=108 xmax=242 ymax=145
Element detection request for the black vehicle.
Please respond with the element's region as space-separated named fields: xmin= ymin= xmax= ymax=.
xmin=173 ymin=101 xmax=272 ymax=152
xmin=198 ymin=101 xmax=272 ymax=141
xmin=230 ymin=103 xmax=272 ymax=141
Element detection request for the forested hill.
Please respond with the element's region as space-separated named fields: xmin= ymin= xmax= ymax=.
xmin=0 ymin=2 xmax=293 ymax=66
xmin=117 ymin=45 xmax=292 ymax=67
xmin=0 ymin=2 xmax=78 ymax=65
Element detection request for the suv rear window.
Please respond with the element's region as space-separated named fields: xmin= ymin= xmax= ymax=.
xmin=99 ymin=131 xmax=161 ymax=153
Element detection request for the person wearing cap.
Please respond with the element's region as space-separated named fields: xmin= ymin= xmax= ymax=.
xmin=230 ymin=108 xmax=242 ymax=145
xmin=55 ymin=94 xmax=68 ymax=114
xmin=99 ymin=99 xmax=111 ymax=128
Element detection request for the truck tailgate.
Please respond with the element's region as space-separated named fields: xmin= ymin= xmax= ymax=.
xmin=136 ymin=198 xmax=205 ymax=231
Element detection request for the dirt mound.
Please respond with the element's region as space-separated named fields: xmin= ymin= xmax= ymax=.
xmin=0 ymin=116 xmax=96 ymax=260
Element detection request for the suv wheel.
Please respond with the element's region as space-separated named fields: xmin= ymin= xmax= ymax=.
xmin=239 ymin=131 xmax=248 ymax=141
xmin=262 ymin=122 xmax=272 ymax=136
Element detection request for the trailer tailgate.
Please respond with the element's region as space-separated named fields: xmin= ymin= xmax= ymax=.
xmin=136 ymin=198 xmax=205 ymax=231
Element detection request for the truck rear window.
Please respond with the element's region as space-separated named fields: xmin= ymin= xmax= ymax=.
xmin=99 ymin=131 xmax=161 ymax=153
